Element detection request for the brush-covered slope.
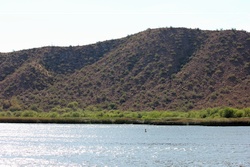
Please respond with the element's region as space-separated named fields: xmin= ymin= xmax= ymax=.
xmin=0 ymin=27 xmax=249 ymax=111
xmin=0 ymin=40 xmax=123 ymax=97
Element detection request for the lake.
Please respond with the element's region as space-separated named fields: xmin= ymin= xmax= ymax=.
xmin=0 ymin=124 xmax=249 ymax=166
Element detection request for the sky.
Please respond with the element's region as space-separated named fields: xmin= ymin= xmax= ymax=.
xmin=0 ymin=0 xmax=249 ymax=53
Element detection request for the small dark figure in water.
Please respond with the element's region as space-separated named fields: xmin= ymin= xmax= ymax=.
xmin=145 ymin=129 xmax=147 ymax=132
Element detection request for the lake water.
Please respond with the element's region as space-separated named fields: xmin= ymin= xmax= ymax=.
xmin=0 ymin=124 xmax=249 ymax=167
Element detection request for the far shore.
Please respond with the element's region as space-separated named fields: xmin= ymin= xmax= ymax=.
xmin=0 ymin=117 xmax=249 ymax=126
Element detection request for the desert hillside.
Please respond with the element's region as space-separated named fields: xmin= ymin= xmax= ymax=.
xmin=0 ymin=27 xmax=249 ymax=111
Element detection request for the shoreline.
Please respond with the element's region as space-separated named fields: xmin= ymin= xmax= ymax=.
xmin=0 ymin=117 xmax=249 ymax=126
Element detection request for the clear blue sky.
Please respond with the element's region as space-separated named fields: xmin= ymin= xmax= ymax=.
xmin=0 ymin=0 xmax=249 ymax=52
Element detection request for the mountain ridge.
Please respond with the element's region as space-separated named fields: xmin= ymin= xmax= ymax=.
xmin=0 ymin=27 xmax=249 ymax=111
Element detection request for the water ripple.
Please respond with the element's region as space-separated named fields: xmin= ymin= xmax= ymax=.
xmin=0 ymin=124 xmax=249 ymax=166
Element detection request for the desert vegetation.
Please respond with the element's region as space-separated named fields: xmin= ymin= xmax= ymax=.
xmin=0 ymin=105 xmax=249 ymax=125
xmin=0 ymin=27 xmax=250 ymax=113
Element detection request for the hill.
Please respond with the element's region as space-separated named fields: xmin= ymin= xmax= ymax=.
xmin=0 ymin=27 xmax=250 ymax=111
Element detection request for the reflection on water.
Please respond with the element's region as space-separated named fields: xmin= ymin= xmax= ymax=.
xmin=0 ymin=124 xmax=249 ymax=166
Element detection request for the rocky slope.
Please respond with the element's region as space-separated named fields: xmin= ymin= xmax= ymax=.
xmin=0 ymin=27 xmax=249 ymax=111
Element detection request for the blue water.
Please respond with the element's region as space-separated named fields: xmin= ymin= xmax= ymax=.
xmin=0 ymin=124 xmax=249 ymax=167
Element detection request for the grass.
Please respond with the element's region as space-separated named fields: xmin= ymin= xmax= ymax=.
xmin=0 ymin=107 xmax=250 ymax=125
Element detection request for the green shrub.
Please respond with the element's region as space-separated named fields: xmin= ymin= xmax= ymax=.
xmin=235 ymin=110 xmax=244 ymax=118
xmin=96 ymin=111 xmax=104 ymax=117
xmin=161 ymin=112 xmax=174 ymax=118
xmin=71 ymin=112 xmax=81 ymax=117
xmin=2 ymin=111 xmax=13 ymax=117
xmin=199 ymin=111 xmax=207 ymax=118
xmin=62 ymin=112 xmax=71 ymax=117
xmin=108 ymin=103 xmax=117 ymax=110
xmin=67 ymin=101 xmax=79 ymax=111
xmin=85 ymin=105 xmax=99 ymax=112
xmin=142 ymin=111 xmax=162 ymax=119
xmin=9 ymin=97 xmax=22 ymax=111
xmin=13 ymin=111 xmax=22 ymax=117
xmin=0 ymin=112 xmax=5 ymax=117
xmin=243 ymin=108 xmax=250 ymax=117
xmin=124 ymin=112 xmax=138 ymax=118
xmin=206 ymin=108 xmax=220 ymax=118
xmin=220 ymin=107 xmax=236 ymax=118
xmin=51 ymin=106 xmax=70 ymax=113
xmin=30 ymin=104 xmax=41 ymax=112
xmin=21 ymin=110 xmax=38 ymax=117
xmin=48 ymin=112 xmax=59 ymax=118
xmin=137 ymin=113 xmax=142 ymax=118
xmin=9 ymin=106 xmax=22 ymax=112
xmin=187 ymin=111 xmax=200 ymax=118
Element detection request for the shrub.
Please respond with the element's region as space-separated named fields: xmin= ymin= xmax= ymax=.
xmin=9 ymin=97 xmax=22 ymax=111
xmin=13 ymin=111 xmax=22 ymax=117
xmin=51 ymin=106 xmax=70 ymax=113
xmin=143 ymin=111 xmax=162 ymax=119
xmin=244 ymin=62 xmax=250 ymax=73
xmin=124 ymin=112 xmax=138 ymax=118
xmin=227 ymin=74 xmax=237 ymax=82
xmin=220 ymin=87 xmax=230 ymax=94
xmin=235 ymin=110 xmax=244 ymax=118
xmin=161 ymin=111 xmax=186 ymax=118
xmin=210 ymin=92 xmax=218 ymax=100
xmin=30 ymin=104 xmax=41 ymax=112
xmin=243 ymin=108 xmax=250 ymax=117
xmin=0 ymin=111 xmax=11 ymax=117
xmin=199 ymin=111 xmax=207 ymax=118
xmin=85 ymin=105 xmax=99 ymax=112
xmin=21 ymin=110 xmax=38 ymax=117
xmin=220 ymin=108 xmax=236 ymax=118
xmin=71 ymin=112 xmax=81 ymax=117
xmin=206 ymin=108 xmax=220 ymax=118
xmin=9 ymin=105 xmax=22 ymax=112
xmin=62 ymin=112 xmax=71 ymax=117
xmin=67 ymin=101 xmax=79 ymax=111
xmin=48 ymin=112 xmax=59 ymax=118
xmin=96 ymin=111 xmax=104 ymax=117
xmin=108 ymin=103 xmax=117 ymax=110
xmin=2 ymin=100 xmax=11 ymax=110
